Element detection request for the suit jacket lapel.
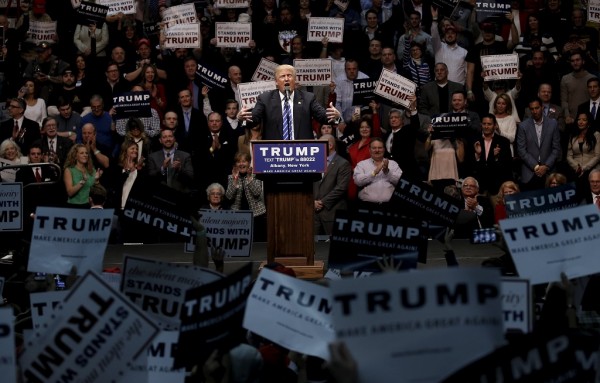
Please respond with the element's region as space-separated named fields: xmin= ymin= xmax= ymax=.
xmin=272 ymin=91 xmax=283 ymax=139
xmin=293 ymin=91 xmax=303 ymax=139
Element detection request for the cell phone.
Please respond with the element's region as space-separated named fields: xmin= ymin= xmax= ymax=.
xmin=354 ymin=106 xmax=361 ymax=116
xmin=471 ymin=228 xmax=498 ymax=244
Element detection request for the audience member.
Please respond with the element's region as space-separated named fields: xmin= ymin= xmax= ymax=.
xmin=202 ymin=183 xmax=229 ymax=210
xmin=35 ymin=116 xmax=73 ymax=166
xmin=147 ymin=129 xmax=194 ymax=193
xmin=0 ymin=98 xmax=40 ymax=155
xmin=63 ymin=144 xmax=103 ymax=208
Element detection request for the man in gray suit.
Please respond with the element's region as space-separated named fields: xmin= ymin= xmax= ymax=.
xmin=517 ymin=97 xmax=561 ymax=190
xmin=148 ymin=129 xmax=195 ymax=193
xmin=314 ymin=134 xmax=351 ymax=236
xmin=418 ymin=63 xmax=464 ymax=117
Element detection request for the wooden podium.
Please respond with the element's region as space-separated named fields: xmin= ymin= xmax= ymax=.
xmin=252 ymin=140 xmax=327 ymax=279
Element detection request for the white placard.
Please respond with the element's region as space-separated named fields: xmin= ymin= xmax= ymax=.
xmin=0 ymin=307 xmax=16 ymax=383
xmin=214 ymin=0 xmax=250 ymax=8
xmin=28 ymin=207 xmax=114 ymax=275
xmin=329 ymin=268 xmax=504 ymax=383
xmin=124 ymin=331 xmax=186 ymax=383
xmin=215 ymin=22 xmax=252 ymax=48
xmin=26 ymin=21 xmax=57 ymax=44
xmin=161 ymin=3 xmax=198 ymax=29
xmin=307 ymin=17 xmax=344 ymax=43
xmin=164 ymin=23 xmax=201 ymax=48
xmin=501 ymin=277 xmax=531 ymax=334
xmin=251 ymin=57 xmax=278 ymax=82
xmin=98 ymin=0 xmax=136 ymax=16
xmin=374 ymin=69 xmax=416 ymax=108
xmin=293 ymin=58 xmax=333 ymax=86
xmin=0 ymin=158 xmax=17 ymax=183
xmin=237 ymin=80 xmax=276 ymax=109
xmin=121 ymin=256 xmax=222 ymax=330
xmin=29 ymin=290 xmax=68 ymax=330
xmin=589 ymin=0 xmax=600 ymax=23
xmin=243 ymin=268 xmax=335 ymax=360
xmin=0 ymin=183 xmax=22 ymax=231
xmin=20 ymin=272 xmax=159 ymax=383
xmin=481 ymin=53 xmax=519 ymax=81
xmin=200 ymin=209 xmax=254 ymax=256
xmin=499 ymin=205 xmax=600 ymax=285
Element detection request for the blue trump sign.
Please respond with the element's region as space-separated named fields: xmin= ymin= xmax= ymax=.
xmin=251 ymin=140 xmax=327 ymax=174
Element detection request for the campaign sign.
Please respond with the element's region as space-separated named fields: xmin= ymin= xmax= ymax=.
xmin=28 ymin=207 xmax=114 ymax=275
xmin=251 ymin=140 xmax=327 ymax=174
xmin=196 ymin=61 xmax=228 ymax=90
xmin=214 ymin=0 xmax=250 ymax=8
xmin=99 ymin=0 xmax=136 ymax=16
xmin=27 ymin=21 xmax=57 ymax=44
xmin=251 ymin=57 xmax=278 ymax=82
xmin=161 ymin=3 xmax=198 ymax=29
xmin=215 ymin=22 xmax=251 ymax=48
xmin=0 ymin=158 xmax=18 ymax=182
xmin=243 ymin=268 xmax=335 ymax=360
xmin=121 ymin=256 xmax=223 ymax=330
xmin=76 ymin=1 xmax=109 ymax=26
xmin=237 ymin=80 xmax=276 ymax=109
xmin=124 ymin=331 xmax=185 ymax=382
xmin=589 ymin=0 xmax=600 ymax=23
xmin=352 ymin=78 xmax=376 ymax=106
xmin=501 ymin=277 xmax=531 ymax=334
xmin=390 ymin=177 xmax=461 ymax=227
xmin=0 ymin=182 xmax=22 ymax=231
xmin=199 ymin=209 xmax=253 ymax=257
xmin=481 ymin=54 xmax=519 ymax=81
xmin=499 ymin=205 xmax=600 ymax=285
xmin=374 ymin=69 xmax=416 ymax=109
xmin=175 ymin=263 xmax=252 ymax=369
xmin=307 ymin=17 xmax=344 ymax=43
xmin=443 ymin=330 xmax=600 ymax=382
xmin=20 ymin=271 xmax=160 ymax=383
xmin=294 ymin=58 xmax=332 ymax=86
xmin=113 ymin=91 xmax=151 ymax=118
xmin=475 ymin=0 xmax=511 ymax=22
xmin=324 ymin=268 xmax=373 ymax=280
xmin=164 ymin=23 xmax=201 ymax=49
xmin=329 ymin=210 xmax=425 ymax=272
xmin=505 ymin=183 xmax=578 ymax=218
xmin=0 ymin=307 xmax=16 ymax=383
xmin=430 ymin=112 xmax=469 ymax=139
xmin=144 ymin=22 xmax=160 ymax=37
xmin=330 ymin=268 xmax=504 ymax=383
xmin=29 ymin=290 xmax=68 ymax=330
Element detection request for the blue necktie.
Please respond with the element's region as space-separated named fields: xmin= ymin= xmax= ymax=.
xmin=283 ymin=97 xmax=291 ymax=140
xmin=592 ymin=102 xmax=597 ymax=119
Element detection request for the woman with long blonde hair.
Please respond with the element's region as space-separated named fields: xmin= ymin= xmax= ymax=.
xmin=63 ymin=144 xmax=102 ymax=207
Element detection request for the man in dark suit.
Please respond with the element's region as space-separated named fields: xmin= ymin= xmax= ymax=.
xmin=467 ymin=114 xmax=513 ymax=195
xmin=517 ymin=97 xmax=561 ymax=190
xmin=175 ymin=89 xmax=208 ymax=157
xmin=453 ymin=177 xmax=494 ymax=239
xmin=237 ymin=64 xmax=342 ymax=140
xmin=582 ymin=169 xmax=600 ymax=206
xmin=418 ymin=63 xmax=464 ymax=117
xmin=34 ymin=116 xmax=73 ymax=165
xmin=200 ymin=112 xmax=236 ymax=191
xmin=314 ymin=134 xmax=351 ymax=236
xmin=147 ymin=129 xmax=195 ymax=193
xmin=0 ymin=98 xmax=40 ymax=154
xmin=576 ymin=77 xmax=600 ymax=133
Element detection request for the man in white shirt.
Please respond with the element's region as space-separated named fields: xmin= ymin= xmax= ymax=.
xmin=431 ymin=10 xmax=467 ymax=84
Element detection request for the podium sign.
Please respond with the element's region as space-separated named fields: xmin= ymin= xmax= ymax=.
xmin=251 ymin=140 xmax=327 ymax=174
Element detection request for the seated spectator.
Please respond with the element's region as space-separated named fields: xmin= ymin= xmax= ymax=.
xmin=34 ymin=116 xmax=73 ymax=166
xmin=545 ymin=172 xmax=568 ymax=187
xmin=494 ymin=180 xmax=520 ymax=224
xmin=202 ymin=183 xmax=229 ymax=210
xmin=453 ymin=177 xmax=494 ymax=239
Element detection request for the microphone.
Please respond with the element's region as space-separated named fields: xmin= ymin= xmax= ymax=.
xmin=284 ymin=85 xmax=291 ymax=101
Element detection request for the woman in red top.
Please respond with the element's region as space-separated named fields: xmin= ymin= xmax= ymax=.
xmin=140 ymin=64 xmax=166 ymax=120
xmin=347 ymin=111 xmax=381 ymax=200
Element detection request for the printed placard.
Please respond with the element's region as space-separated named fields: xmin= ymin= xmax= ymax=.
xmin=113 ymin=90 xmax=151 ymax=118
xmin=199 ymin=209 xmax=253 ymax=257
xmin=121 ymin=256 xmax=222 ymax=330
xmin=0 ymin=307 xmax=16 ymax=383
xmin=237 ymin=80 xmax=276 ymax=109
xmin=28 ymin=207 xmax=114 ymax=275
xmin=20 ymin=271 xmax=160 ymax=383
xmin=0 ymin=183 xmax=22 ymax=231
xmin=501 ymin=277 xmax=531 ymax=334
xmin=215 ymin=22 xmax=251 ymax=48
xmin=499 ymin=205 xmax=600 ymax=284
xmin=195 ymin=61 xmax=228 ymax=90
xmin=243 ymin=268 xmax=334 ymax=360
xmin=475 ymin=0 xmax=511 ymax=22
xmin=505 ymin=183 xmax=578 ymax=218
xmin=175 ymin=263 xmax=252 ymax=369
xmin=307 ymin=17 xmax=344 ymax=43
xmin=390 ymin=177 xmax=461 ymax=227
xmin=352 ymin=78 xmax=376 ymax=105
xmin=329 ymin=268 xmax=504 ymax=383
xmin=430 ymin=112 xmax=470 ymax=139
xmin=76 ymin=1 xmax=109 ymax=26
xmin=589 ymin=0 xmax=600 ymax=23
xmin=0 ymin=158 xmax=17 ymax=182
xmin=251 ymin=57 xmax=278 ymax=81
xmin=99 ymin=0 xmax=137 ymax=16
xmin=481 ymin=54 xmax=519 ymax=81
xmin=251 ymin=140 xmax=328 ymax=174
xmin=213 ymin=0 xmax=250 ymax=8
xmin=161 ymin=3 xmax=198 ymax=29
xmin=293 ymin=58 xmax=333 ymax=86
xmin=374 ymin=69 xmax=416 ymax=108
xmin=29 ymin=290 xmax=68 ymax=330
xmin=26 ymin=21 xmax=57 ymax=44
xmin=164 ymin=23 xmax=201 ymax=48
xmin=124 ymin=331 xmax=186 ymax=382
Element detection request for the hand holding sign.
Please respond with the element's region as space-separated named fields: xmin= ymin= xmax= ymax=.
xmin=326 ymin=102 xmax=341 ymax=122
xmin=237 ymin=107 xmax=253 ymax=123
